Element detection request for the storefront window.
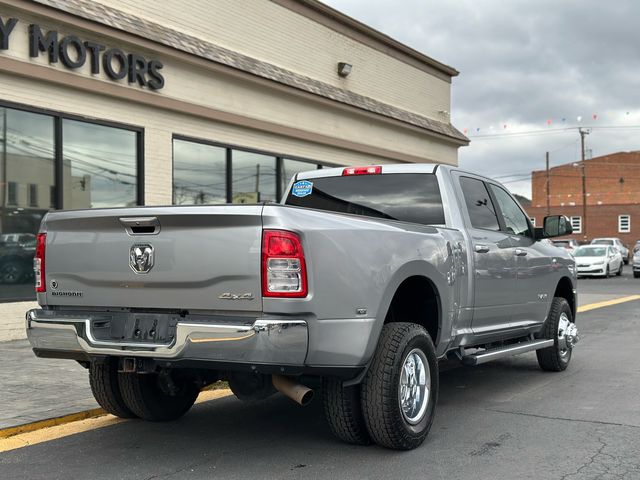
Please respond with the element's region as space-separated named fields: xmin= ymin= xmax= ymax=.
xmin=232 ymin=150 xmax=276 ymax=203
xmin=0 ymin=107 xmax=55 ymax=301
xmin=62 ymin=119 xmax=138 ymax=209
xmin=0 ymin=104 xmax=141 ymax=302
xmin=173 ymin=139 xmax=226 ymax=204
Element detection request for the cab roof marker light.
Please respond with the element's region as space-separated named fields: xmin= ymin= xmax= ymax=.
xmin=342 ymin=166 xmax=382 ymax=176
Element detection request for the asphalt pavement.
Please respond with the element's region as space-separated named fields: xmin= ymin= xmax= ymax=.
xmin=1 ymin=271 xmax=639 ymax=479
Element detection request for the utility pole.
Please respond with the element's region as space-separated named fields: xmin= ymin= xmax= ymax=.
xmin=545 ymin=151 xmax=550 ymax=216
xmin=579 ymin=128 xmax=590 ymax=239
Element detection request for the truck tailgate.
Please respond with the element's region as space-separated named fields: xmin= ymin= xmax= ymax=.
xmin=41 ymin=205 xmax=263 ymax=311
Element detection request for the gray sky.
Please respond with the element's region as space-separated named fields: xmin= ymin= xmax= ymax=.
xmin=324 ymin=0 xmax=640 ymax=198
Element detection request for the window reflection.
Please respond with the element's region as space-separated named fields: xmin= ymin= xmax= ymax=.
xmin=232 ymin=150 xmax=276 ymax=203
xmin=173 ymin=140 xmax=226 ymax=204
xmin=0 ymin=107 xmax=54 ymax=300
xmin=62 ymin=119 xmax=137 ymax=209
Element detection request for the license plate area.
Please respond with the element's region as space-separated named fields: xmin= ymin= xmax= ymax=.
xmin=90 ymin=313 xmax=179 ymax=345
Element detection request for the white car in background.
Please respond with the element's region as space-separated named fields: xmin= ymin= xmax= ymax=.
xmin=574 ymin=245 xmax=623 ymax=278
xmin=590 ymin=238 xmax=630 ymax=264
xmin=633 ymin=248 xmax=640 ymax=279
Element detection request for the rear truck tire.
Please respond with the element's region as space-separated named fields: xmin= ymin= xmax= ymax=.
xmin=536 ymin=297 xmax=576 ymax=372
xmin=617 ymin=263 xmax=623 ymax=276
xmin=89 ymin=358 xmax=137 ymax=419
xmin=322 ymin=377 xmax=371 ymax=445
xmin=361 ymin=323 xmax=438 ymax=450
xmin=118 ymin=369 xmax=199 ymax=421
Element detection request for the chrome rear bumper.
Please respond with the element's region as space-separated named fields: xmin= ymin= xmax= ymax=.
xmin=26 ymin=309 xmax=308 ymax=365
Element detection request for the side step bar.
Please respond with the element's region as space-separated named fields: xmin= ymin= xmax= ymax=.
xmin=461 ymin=339 xmax=554 ymax=366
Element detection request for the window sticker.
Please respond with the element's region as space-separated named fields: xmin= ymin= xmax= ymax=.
xmin=291 ymin=180 xmax=313 ymax=197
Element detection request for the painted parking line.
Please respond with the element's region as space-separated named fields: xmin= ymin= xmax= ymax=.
xmin=577 ymin=294 xmax=640 ymax=313
xmin=0 ymin=388 xmax=232 ymax=453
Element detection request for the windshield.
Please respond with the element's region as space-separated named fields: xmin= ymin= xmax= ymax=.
xmin=575 ymin=247 xmax=607 ymax=257
xmin=552 ymin=241 xmax=570 ymax=247
xmin=592 ymin=239 xmax=613 ymax=245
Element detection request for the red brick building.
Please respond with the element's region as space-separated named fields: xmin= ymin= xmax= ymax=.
xmin=526 ymin=151 xmax=640 ymax=247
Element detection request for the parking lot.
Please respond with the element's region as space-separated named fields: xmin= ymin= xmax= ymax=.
xmin=1 ymin=270 xmax=639 ymax=480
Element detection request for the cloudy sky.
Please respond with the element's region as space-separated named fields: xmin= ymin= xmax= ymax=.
xmin=324 ymin=0 xmax=640 ymax=198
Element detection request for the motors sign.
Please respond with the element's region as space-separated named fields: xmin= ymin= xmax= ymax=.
xmin=0 ymin=16 xmax=165 ymax=90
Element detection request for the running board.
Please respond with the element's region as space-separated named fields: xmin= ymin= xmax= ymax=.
xmin=461 ymin=339 xmax=554 ymax=366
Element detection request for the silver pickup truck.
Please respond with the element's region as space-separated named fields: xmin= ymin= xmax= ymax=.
xmin=26 ymin=164 xmax=579 ymax=450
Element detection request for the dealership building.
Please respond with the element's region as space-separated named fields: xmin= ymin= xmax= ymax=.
xmin=0 ymin=0 xmax=466 ymax=338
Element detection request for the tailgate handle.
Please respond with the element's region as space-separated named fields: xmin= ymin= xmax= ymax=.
xmin=120 ymin=217 xmax=161 ymax=236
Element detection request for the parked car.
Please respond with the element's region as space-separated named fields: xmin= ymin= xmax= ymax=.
xmin=552 ymin=239 xmax=580 ymax=254
xmin=574 ymin=245 xmax=623 ymax=277
xmin=590 ymin=237 xmax=630 ymax=264
xmin=633 ymin=248 xmax=640 ymax=278
xmin=0 ymin=233 xmax=36 ymax=284
xmin=633 ymin=240 xmax=640 ymax=254
xmin=26 ymin=164 xmax=580 ymax=451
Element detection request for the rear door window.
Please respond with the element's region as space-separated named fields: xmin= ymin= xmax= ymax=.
xmin=459 ymin=177 xmax=500 ymax=231
xmin=285 ymin=173 xmax=445 ymax=225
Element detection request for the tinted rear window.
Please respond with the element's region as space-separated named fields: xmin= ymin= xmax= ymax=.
xmin=285 ymin=173 xmax=445 ymax=225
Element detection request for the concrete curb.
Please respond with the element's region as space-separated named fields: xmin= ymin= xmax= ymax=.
xmin=0 ymin=408 xmax=107 ymax=439
xmin=0 ymin=388 xmax=233 ymax=441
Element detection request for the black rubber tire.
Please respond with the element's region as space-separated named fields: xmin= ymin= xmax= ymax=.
xmin=604 ymin=266 xmax=610 ymax=278
xmin=361 ymin=323 xmax=438 ymax=450
xmin=634 ymin=272 xmax=640 ymax=278
xmin=617 ymin=263 xmax=623 ymax=276
xmin=322 ymin=377 xmax=371 ymax=445
xmin=89 ymin=358 xmax=137 ymax=419
xmin=536 ymin=297 xmax=573 ymax=372
xmin=118 ymin=371 xmax=199 ymax=421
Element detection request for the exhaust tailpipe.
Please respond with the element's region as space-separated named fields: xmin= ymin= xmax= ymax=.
xmin=272 ymin=374 xmax=314 ymax=406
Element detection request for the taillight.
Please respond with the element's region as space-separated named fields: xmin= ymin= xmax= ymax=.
xmin=34 ymin=233 xmax=46 ymax=293
xmin=342 ymin=165 xmax=382 ymax=176
xmin=262 ymin=230 xmax=307 ymax=298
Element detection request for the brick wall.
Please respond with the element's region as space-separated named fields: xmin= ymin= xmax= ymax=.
xmin=531 ymin=152 xmax=640 ymax=208
xmin=527 ymin=203 xmax=640 ymax=247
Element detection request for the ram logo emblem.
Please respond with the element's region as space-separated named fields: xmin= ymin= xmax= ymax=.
xmin=130 ymin=244 xmax=154 ymax=274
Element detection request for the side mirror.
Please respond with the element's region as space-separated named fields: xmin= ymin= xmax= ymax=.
xmin=541 ymin=215 xmax=573 ymax=238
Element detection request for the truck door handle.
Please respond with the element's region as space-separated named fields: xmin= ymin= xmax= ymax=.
xmin=515 ymin=248 xmax=527 ymax=257
xmin=474 ymin=244 xmax=490 ymax=253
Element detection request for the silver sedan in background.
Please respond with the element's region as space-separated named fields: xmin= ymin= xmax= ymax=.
xmin=574 ymin=245 xmax=623 ymax=278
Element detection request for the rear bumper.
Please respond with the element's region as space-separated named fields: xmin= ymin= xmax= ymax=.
xmin=26 ymin=309 xmax=308 ymax=366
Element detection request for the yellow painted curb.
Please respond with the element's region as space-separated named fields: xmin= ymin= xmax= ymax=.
xmin=0 ymin=408 xmax=107 ymax=439
xmin=577 ymin=294 xmax=640 ymax=313
xmin=0 ymin=388 xmax=232 ymax=452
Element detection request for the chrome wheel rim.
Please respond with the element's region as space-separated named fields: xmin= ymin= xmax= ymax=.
xmin=399 ymin=348 xmax=430 ymax=425
xmin=557 ymin=312 xmax=571 ymax=358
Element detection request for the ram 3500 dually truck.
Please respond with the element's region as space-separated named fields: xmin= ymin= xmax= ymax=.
xmin=26 ymin=164 xmax=579 ymax=450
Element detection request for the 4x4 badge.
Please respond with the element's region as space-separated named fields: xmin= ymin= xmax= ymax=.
xmin=130 ymin=244 xmax=154 ymax=274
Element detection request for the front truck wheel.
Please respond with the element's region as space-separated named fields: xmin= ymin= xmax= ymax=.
xmin=537 ymin=297 xmax=578 ymax=371
xmin=89 ymin=358 xmax=137 ymax=419
xmin=322 ymin=377 xmax=371 ymax=445
xmin=361 ymin=323 xmax=438 ymax=450
xmin=118 ymin=369 xmax=200 ymax=421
